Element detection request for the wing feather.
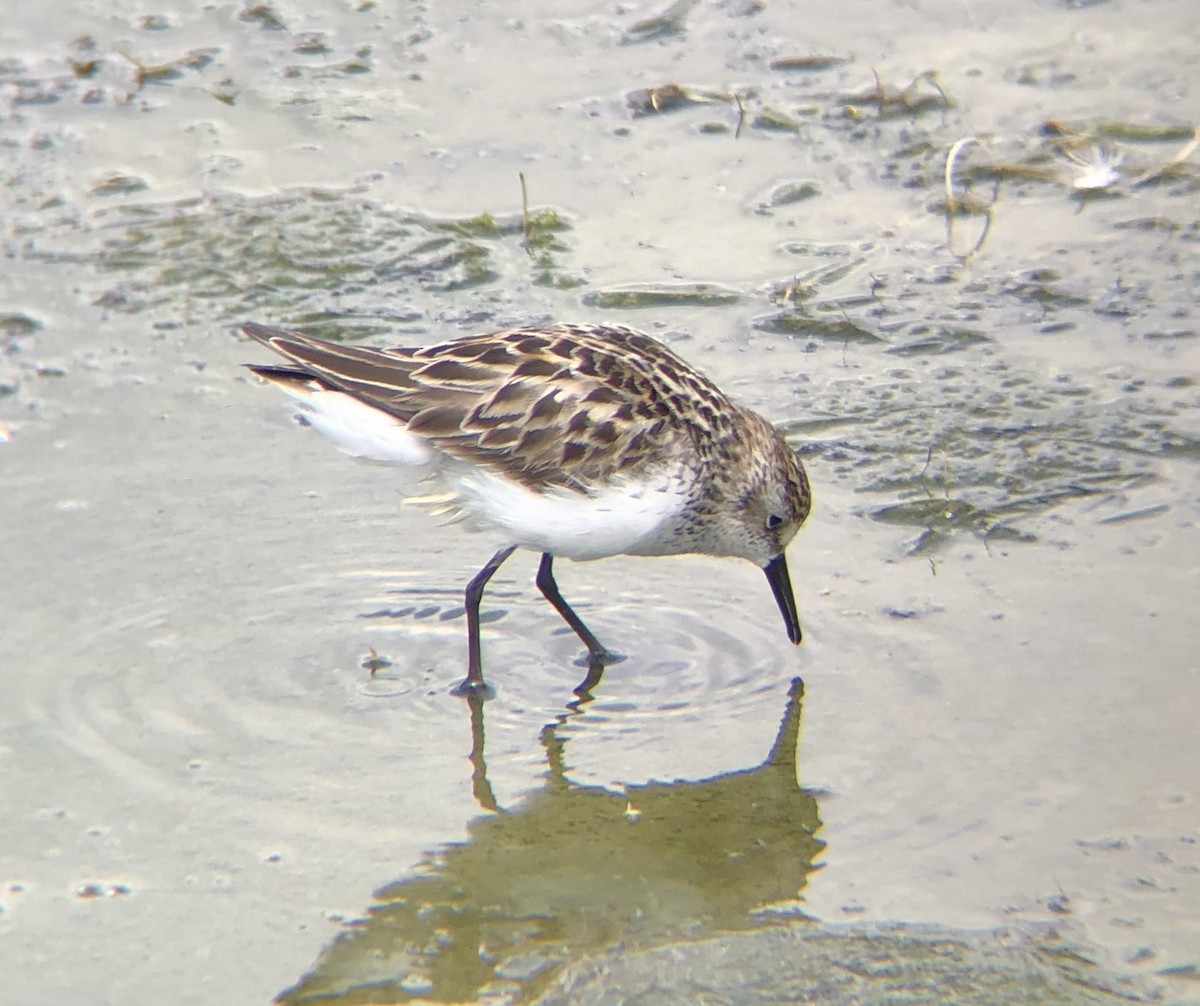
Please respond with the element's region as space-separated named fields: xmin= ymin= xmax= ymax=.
xmin=243 ymin=321 xmax=728 ymax=491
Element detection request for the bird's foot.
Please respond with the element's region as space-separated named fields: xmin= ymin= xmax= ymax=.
xmin=451 ymin=677 xmax=496 ymax=702
xmin=572 ymin=648 xmax=625 ymax=669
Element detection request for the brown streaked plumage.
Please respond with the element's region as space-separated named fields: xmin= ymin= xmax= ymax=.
xmin=243 ymin=321 xmax=812 ymax=698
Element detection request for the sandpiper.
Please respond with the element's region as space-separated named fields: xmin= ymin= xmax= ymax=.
xmin=244 ymin=321 xmax=811 ymax=696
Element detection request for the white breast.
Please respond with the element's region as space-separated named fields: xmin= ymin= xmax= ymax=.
xmin=451 ymin=465 xmax=691 ymax=561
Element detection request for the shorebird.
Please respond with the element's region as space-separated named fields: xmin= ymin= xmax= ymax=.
xmin=244 ymin=321 xmax=811 ymax=696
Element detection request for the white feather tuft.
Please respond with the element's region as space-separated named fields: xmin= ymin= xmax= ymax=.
xmin=273 ymin=382 xmax=434 ymax=467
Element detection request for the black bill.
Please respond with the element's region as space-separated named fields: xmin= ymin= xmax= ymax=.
xmin=763 ymin=553 xmax=802 ymax=645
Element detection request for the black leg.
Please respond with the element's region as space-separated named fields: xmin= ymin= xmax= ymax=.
xmin=453 ymin=545 xmax=517 ymax=698
xmin=535 ymin=552 xmax=611 ymax=664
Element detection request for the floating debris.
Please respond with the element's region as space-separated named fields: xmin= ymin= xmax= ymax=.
xmin=1043 ymin=118 xmax=1196 ymax=143
xmin=621 ymin=0 xmax=699 ymax=44
xmin=1096 ymin=503 xmax=1170 ymax=525
xmin=753 ymin=180 xmax=821 ymax=214
xmin=939 ymin=121 xmax=1197 ymax=255
xmin=1060 ymin=138 xmax=1125 ymax=192
xmin=211 ymin=77 xmax=239 ymax=105
xmin=769 ymin=55 xmax=849 ymax=72
xmin=753 ymin=311 xmax=882 ymax=343
xmin=75 ymin=882 xmax=131 ymax=899
xmin=581 ymin=283 xmax=740 ymax=309
xmin=68 ymin=35 xmax=100 ymax=79
xmin=238 ymin=3 xmax=288 ymax=31
xmin=766 ymin=258 xmax=867 ymax=308
xmin=293 ymin=32 xmax=332 ymax=56
xmin=752 ymin=107 xmax=806 ymax=132
xmin=885 ymin=326 xmax=989 ymax=357
xmin=115 ymin=46 xmax=219 ymax=90
xmin=843 ymin=69 xmax=951 ymax=120
xmin=88 ymin=172 xmax=149 ymax=197
xmin=943 ymin=136 xmax=999 ymax=259
xmin=1047 ymin=120 xmax=1198 ymax=191
xmin=0 ymin=312 xmax=43 ymax=337
xmin=626 ymin=82 xmax=729 ymax=117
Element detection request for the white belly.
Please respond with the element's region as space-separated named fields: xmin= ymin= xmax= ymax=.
xmin=451 ymin=465 xmax=690 ymax=561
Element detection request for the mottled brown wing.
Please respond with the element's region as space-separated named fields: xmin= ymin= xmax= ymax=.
xmin=243 ymin=322 xmax=703 ymax=490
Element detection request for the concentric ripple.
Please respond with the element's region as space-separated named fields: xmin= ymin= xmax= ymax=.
xmin=12 ymin=538 xmax=802 ymax=846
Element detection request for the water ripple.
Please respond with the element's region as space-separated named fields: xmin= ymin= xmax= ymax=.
xmin=15 ymin=552 xmax=800 ymax=845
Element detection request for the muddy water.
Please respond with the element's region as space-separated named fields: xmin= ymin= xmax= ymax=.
xmin=1 ymin=1 xmax=1197 ymax=1004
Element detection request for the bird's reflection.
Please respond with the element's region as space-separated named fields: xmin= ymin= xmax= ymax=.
xmin=468 ymin=655 xmax=616 ymax=813
xmin=278 ymin=677 xmax=822 ymax=1005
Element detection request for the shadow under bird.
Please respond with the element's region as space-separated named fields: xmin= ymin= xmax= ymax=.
xmin=243 ymin=321 xmax=811 ymax=696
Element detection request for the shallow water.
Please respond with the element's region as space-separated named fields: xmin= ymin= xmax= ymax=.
xmin=1 ymin=1 xmax=1197 ymax=1004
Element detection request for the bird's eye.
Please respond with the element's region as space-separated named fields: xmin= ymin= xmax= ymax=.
xmin=767 ymin=513 xmax=784 ymax=530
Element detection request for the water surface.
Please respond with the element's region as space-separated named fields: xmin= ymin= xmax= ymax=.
xmin=1 ymin=1 xmax=1197 ymax=1003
